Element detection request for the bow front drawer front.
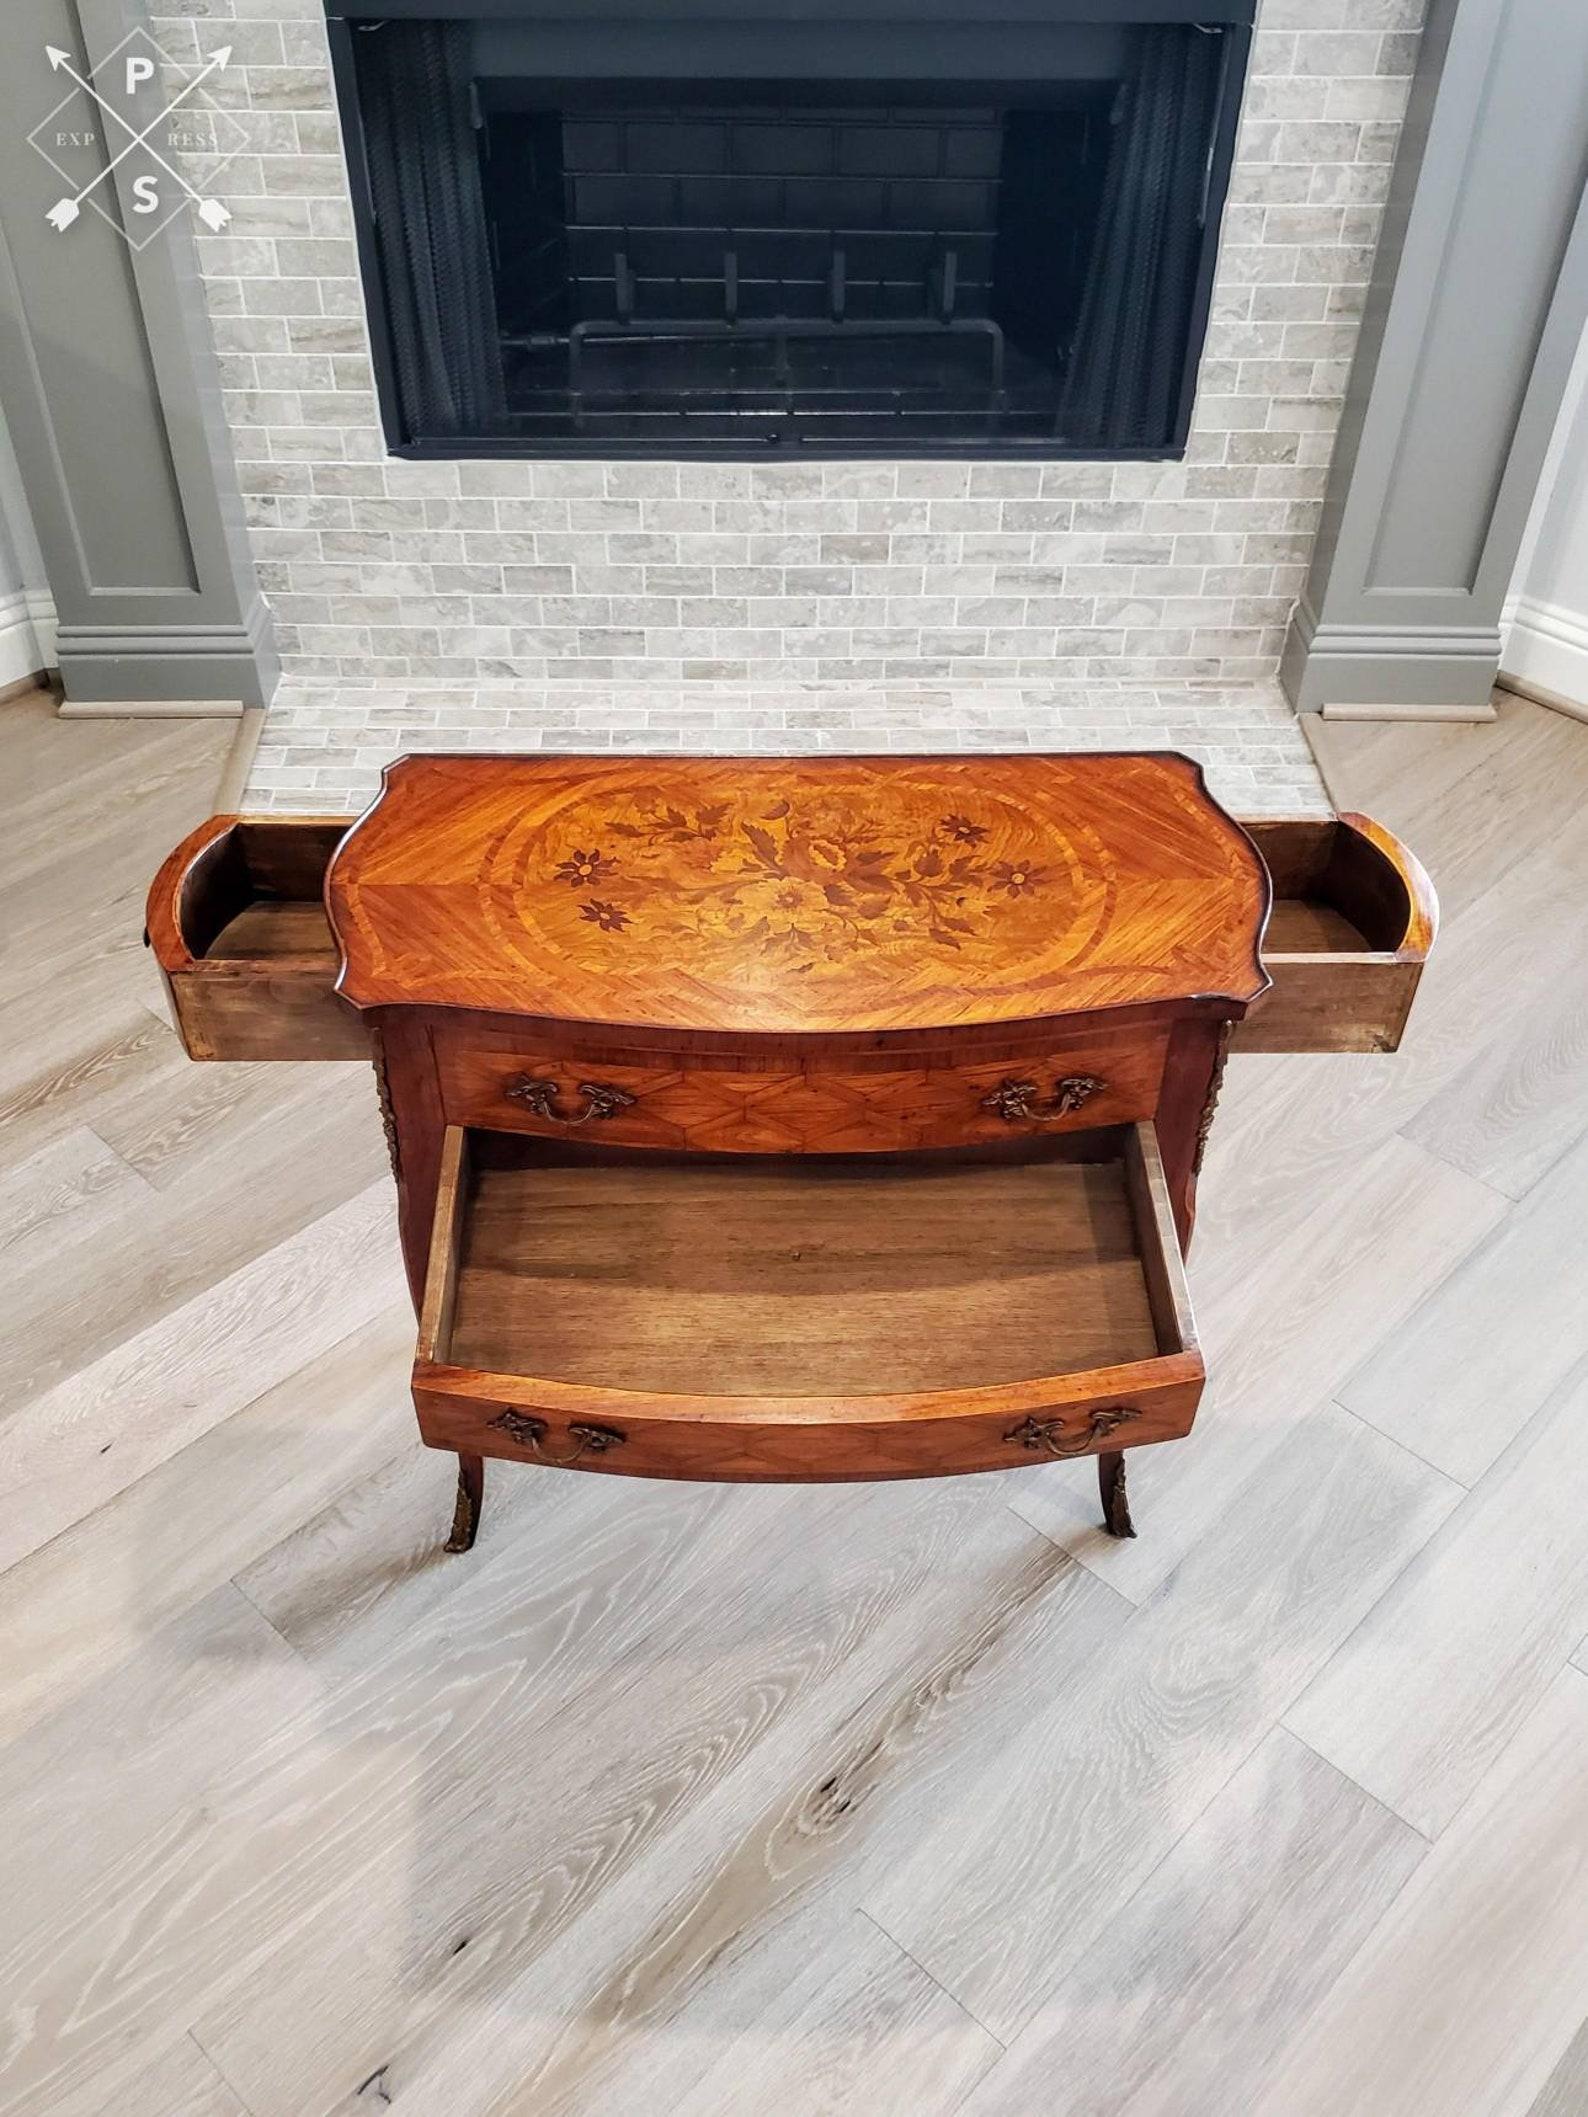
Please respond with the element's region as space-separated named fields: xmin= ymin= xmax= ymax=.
xmin=434 ymin=1029 xmax=1172 ymax=1154
xmin=412 ymin=1119 xmax=1204 ymax=1482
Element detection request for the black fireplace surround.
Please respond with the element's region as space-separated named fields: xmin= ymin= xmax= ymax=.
xmin=327 ymin=1 xmax=1253 ymax=459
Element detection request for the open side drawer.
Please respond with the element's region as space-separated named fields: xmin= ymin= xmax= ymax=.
xmin=1240 ymin=813 xmax=1438 ymax=1053
xmin=412 ymin=1120 xmax=1205 ymax=1483
xmin=146 ymin=805 xmax=1433 ymax=1065
xmin=146 ymin=815 xmax=365 ymax=1060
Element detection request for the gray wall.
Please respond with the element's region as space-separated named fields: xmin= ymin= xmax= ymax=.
xmin=1284 ymin=0 xmax=1588 ymax=713
xmin=0 ymin=0 xmax=276 ymax=706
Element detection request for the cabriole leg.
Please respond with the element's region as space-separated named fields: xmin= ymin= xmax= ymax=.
xmin=446 ymin=1453 xmax=485 ymax=1553
xmin=1098 ymin=1450 xmax=1136 ymax=1539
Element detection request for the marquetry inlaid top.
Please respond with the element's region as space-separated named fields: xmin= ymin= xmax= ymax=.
xmin=327 ymin=753 xmax=1271 ymax=1034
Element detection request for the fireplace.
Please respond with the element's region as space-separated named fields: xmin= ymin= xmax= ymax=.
xmin=329 ymin=4 xmax=1251 ymax=459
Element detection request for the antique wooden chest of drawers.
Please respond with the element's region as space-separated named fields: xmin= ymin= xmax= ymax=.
xmin=148 ymin=752 xmax=1436 ymax=1548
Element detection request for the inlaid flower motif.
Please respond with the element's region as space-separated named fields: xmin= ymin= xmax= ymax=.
xmin=580 ymin=899 xmax=630 ymax=932
xmin=940 ymin=814 xmax=988 ymax=843
xmin=611 ymin=803 xmax=728 ymax=843
xmin=548 ymin=793 xmax=1048 ymax=958
xmin=556 ymin=848 xmax=613 ymax=886
xmin=989 ymin=860 xmax=1045 ymax=897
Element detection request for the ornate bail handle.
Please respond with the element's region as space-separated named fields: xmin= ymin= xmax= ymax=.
xmin=487 ymin=1409 xmax=627 ymax=1464
xmin=1005 ymin=1407 xmax=1138 ymax=1457
xmin=505 ymin=1076 xmax=637 ymax=1126
xmin=981 ymin=1074 xmax=1106 ymax=1124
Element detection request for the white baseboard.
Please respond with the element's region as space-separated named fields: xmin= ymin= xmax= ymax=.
xmin=1501 ymin=595 xmax=1588 ymax=720
xmin=0 ymin=587 xmax=55 ymax=691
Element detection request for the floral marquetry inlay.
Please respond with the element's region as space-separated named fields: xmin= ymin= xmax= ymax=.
xmin=537 ymin=792 xmax=1057 ymax=967
xmin=327 ymin=754 xmax=1271 ymax=1036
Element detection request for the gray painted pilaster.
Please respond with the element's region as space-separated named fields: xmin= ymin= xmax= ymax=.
xmin=0 ymin=0 xmax=276 ymax=708
xmin=1282 ymin=0 xmax=1588 ymax=714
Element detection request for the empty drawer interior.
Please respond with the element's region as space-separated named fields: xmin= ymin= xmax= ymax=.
xmin=1248 ymin=817 xmax=1420 ymax=955
xmin=150 ymin=817 xmax=367 ymax=1061
xmin=424 ymin=1122 xmax=1194 ymax=1399
xmin=1238 ymin=814 xmax=1436 ymax=1054
xmin=179 ymin=820 xmax=348 ymax=963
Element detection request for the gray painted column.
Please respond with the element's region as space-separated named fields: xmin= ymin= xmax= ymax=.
xmin=0 ymin=0 xmax=276 ymax=707
xmin=1282 ymin=0 xmax=1588 ymax=714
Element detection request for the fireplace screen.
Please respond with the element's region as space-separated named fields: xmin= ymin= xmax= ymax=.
xmin=337 ymin=16 xmax=1245 ymax=458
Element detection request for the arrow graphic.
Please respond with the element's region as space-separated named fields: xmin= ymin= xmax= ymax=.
xmin=43 ymin=42 xmax=233 ymax=234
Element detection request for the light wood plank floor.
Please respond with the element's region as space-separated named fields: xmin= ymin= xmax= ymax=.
xmin=3 ymin=685 xmax=1588 ymax=2117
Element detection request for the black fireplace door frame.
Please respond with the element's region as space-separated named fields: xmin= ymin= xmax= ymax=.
xmin=327 ymin=5 xmax=1254 ymax=462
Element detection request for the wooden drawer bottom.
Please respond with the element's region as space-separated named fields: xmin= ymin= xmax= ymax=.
xmin=413 ymin=1122 xmax=1204 ymax=1482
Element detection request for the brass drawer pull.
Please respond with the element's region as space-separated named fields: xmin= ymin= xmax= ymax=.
xmin=982 ymin=1074 xmax=1105 ymax=1124
xmin=1006 ymin=1408 xmax=1138 ymax=1457
xmin=505 ymin=1076 xmax=636 ymax=1125
xmin=487 ymin=1410 xmax=627 ymax=1464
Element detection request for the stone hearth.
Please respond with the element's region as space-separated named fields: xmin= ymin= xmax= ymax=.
xmin=240 ymin=676 xmax=1327 ymax=815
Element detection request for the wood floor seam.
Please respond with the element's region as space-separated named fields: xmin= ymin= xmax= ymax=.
xmin=998 ymin=1492 xmax=1154 ymax=1605
xmin=182 ymin=2028 xmax=263 ymax=2117
xmin=1245 ymin=1666 xmax=1588 ymax=2112
xmin=1467 ymin=1109 xmax=1588 ymax=1211
xmin=82 ymin=1120 xmax=161 ymax=1196
xmin=1388 ymin=1120 xmax=1524 ymax=1204
xmin=223 ymin=1571 xmax=318 ymax=1666
xmin=1272 ymin=1718 xmax=1437 ymax=1847
xmin=1305 ymin=1657 xmax=1588 ymax=1858
xmin=853 ymin=1908 xmax=1011 ymax=2053
xmin=1323 ymin=1394 xmax=1475 ymax=1492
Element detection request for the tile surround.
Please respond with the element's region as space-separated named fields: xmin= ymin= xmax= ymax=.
xmin=241 ymin=678 xmax=1330 ymax=817
xmin=149 ymin=0 xmax=1418 ymax=798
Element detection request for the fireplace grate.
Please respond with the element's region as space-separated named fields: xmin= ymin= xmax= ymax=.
xmin=505 ymin=296 xmax=1017 ymax=442
xmin=483 ymin=95 xmax=1103 ymax=442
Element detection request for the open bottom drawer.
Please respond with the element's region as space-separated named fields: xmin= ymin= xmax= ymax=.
xmin=413 ymin=1121 xmax=1205 ymax=1482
